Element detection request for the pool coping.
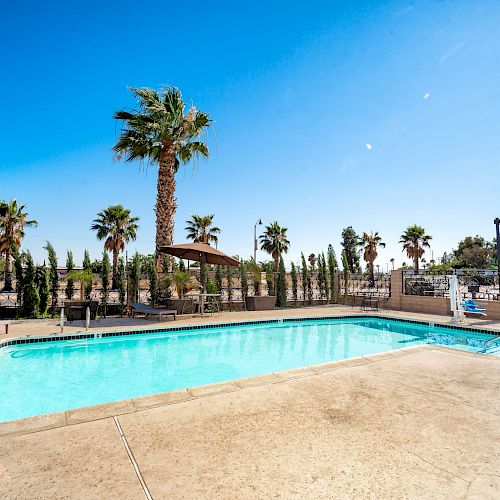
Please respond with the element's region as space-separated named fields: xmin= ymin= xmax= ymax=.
xmin=1 ymin=312 xmax=499 ymax=350
xmin=1 ymin=343 xmax=497 ymax=439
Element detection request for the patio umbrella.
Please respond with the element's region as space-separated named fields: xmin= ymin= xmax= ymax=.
xmin=159 ymin=242 xmax=240 ymax=267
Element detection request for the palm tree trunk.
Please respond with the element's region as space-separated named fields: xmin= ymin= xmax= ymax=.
xmin=414 ymin=255 xmax=419 ymax=274
xmin=156 ymin=142 xmax=177 ymax=271
xmin=112 ymin=249 xmax=118 ymax=289
xmin=369 ymin=261 xmax=375 ymax=287
xmin=3 ymin=250 xmax=13 ymax=292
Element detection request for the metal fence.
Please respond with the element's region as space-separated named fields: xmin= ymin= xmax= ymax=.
xmin=340 ymin=273 xmax=391 ymax=298
xmin=403 ymin=270 xmax=500 ymax=300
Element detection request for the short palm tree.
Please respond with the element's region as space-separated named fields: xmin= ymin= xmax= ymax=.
xmin=399 ymin=225 xmax=432 ymax=273
xmin=185 ymin=214 xmax=220 ymax=245
xmin=259 ymin=221 xmax=290 ymax=272
xmin=113 ymin=86 xmax=211 ymax=268
xmin=362 ymin=232 xmax=385 ymax=285
xmin=0 ymin=200 xmax=37 ymax=291
xmin=91 ymin=204 xmax=139 ymax=288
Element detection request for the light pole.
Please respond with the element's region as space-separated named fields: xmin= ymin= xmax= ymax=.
xmin=494 ymin=218 xmax=500 ymax=278
xmin=254 ymin=219 xmax=262 ymax=262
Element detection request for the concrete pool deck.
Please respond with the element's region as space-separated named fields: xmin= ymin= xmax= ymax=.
xmin=0 ymin=344 xmax=499 ymax=498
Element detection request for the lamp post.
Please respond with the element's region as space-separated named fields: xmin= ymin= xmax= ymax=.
xmin=254 ymin=219 xmax=262 ymax=262
xmin=494 ymin=218 xmax=500 ymax=278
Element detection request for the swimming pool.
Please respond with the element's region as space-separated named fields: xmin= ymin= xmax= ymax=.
xmin=0 ymin=316 xmax=498 ymax=422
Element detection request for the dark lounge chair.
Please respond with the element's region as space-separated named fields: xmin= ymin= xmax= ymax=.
xmin=131 ymin=303 xmax=177 ymax=321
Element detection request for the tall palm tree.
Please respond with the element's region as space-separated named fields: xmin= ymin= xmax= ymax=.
xmin=113 ymin=86 xmax=211 ymax=269
xmin=185 ymin=214 xmax=220 ymax=245
xmin=362 ymin=232 xmax=385 ymax=286
xmin=399 ymin=225 xmax=432 ymax=273
xmin=0 ymin=200 xmax=37 ymax=292
xmin=91 ymin=204 xmax=139 ymax=289
xmin=259 ymin=221 xmax=290 ymax=272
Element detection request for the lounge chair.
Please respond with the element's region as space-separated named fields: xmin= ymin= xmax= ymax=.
xmin=461 ymin=299 xmax=487 ymax=316
xmin=131 ymin=303 xmax=177 ymax=321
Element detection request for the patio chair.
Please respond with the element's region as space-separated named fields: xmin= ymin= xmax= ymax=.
xmin=461 ymin=299 xmax=487 ymax=316
xmin=131 ymin=303 xmax=177 ymax=321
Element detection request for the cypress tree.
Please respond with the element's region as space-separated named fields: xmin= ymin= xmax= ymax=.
xmin=301 ymin=253 xmax=308 ymax=304
xmin=317 ymin=253 xmax=325 ymax=302
xmin=65 ymin=250 xmax=75 ymax=300
xmin=327 ymin=245 xmax=338 ymax=303
xmin=100 ymin=251 xmax=111 ymax=316
xmin=240 ymin=261 xmax=248 ymax=303
xmin=117 ymin=256 xmax=126 ymax=311
xmin=13 ymin=250 xmax=24 ymax=306
xmin=147 ymin=256 xmax=158 ymax=306
xmin=215 ymin=265 xmax=223 ymax=293
xmin=35 ymin=265 xmax=49 ymax=316
xmin=129 ymin=252 xmax=141 ymax=303
xmin=276 ymin=256 xmax=287 ymax=307
xmin=22 ymin=252 xmax=39 ymax=317
xmin=291 ymin=262 xmax=298 ymax=304
xmin=226 ymin=265 xmax=233 ymax=309
xmin=44 ymin=241 xmax=58 ymax=316
xmin=321 ymin=252 xmax=329 ymax=302
xmin=342 ymin=250 xmax=349 ymax=305
xmin=83 ymin=250 xmax=92 ymax=300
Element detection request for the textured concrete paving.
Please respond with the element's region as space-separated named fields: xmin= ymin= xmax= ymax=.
xmin=1 ymin=346 xmax=499 ymax=499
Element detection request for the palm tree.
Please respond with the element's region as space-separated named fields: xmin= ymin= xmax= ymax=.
xmin=308 ymin=253 xmax=317 ymax=271
xmin=390 ymin=258 xmax=395 ymax=270
xmin=399 ymin=225 xmax=432 ymax=273
xmin=362 ymin=232 xmax=385 ymax=286
xmin=185 ymin=214 xmax=220 ymax=245
xmin=91 ymin=204 xmax=139 ymax=289
xmin=0 ymin=200 xmax=37 ymax=291
xmin=259 ymin=221 xmax=290 ymax=272
xmin=113 ymin=86 xmax=211 ymax=269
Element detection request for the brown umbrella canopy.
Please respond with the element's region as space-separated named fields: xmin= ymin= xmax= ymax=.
xmin=159 ymin=242 xmax=240 ymax=267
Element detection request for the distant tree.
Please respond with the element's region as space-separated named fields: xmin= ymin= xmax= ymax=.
xmin=22 ymin=252 xmax=39 ymax=317
xmin=291 ymin=262 xmax=298 ymax=304
xmin=100 ymin=251 xmax=111 ymax=316
xmin=114 ymin=86 xmax=211 ymax=270
xmin=399 ymin=225 xmax=432 ymax=273
xmin=361 ymin=232 xmax=385 ymax=286
xmin=44 ymin=242 xmax=58 ymax=316
xmin=200 ymin=263 xmax=208 ymax=290
xmin=301 ymin=253 xmax=309 ymax=304
xmin=65 ymin=250 xmax=75 ymax=300
xmin=0 ymin=200 xmax=37 ymax=291
xmin=117 ymin=257 xmax=126 ymax=311
xmin=341 ymin=226 xmax=361 ymax=273
xmin=35 ymin=265 xmax=49 ymax=316
xmin=82 ymin=250 xmax=93 ymax=300
xmin=390 ymin=258 xmax=395 ymax=270
xmin=259 ymin=221 xmax=290 ymax=272
xmin=276 ymin=256 xmax=287 ymax=307
xmin=185 ymin=214 xmax=220 ymax=245
xmin=91 ymin=204 xmax=139 ymax=289
xmin=454 ymin=235 xmax=494 ymax=269
xmin=327 ymin=245 xmax=337 ymax=303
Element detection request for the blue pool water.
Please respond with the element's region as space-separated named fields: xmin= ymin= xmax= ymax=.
xmin=0 ymin=317 xmax=498 ymax=422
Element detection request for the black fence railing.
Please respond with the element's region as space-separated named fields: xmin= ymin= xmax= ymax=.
xmin=403 ymin=270 xmax=500 ymax=300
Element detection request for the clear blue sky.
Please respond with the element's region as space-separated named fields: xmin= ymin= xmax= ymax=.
xmin=2 ymin=0 xmax=500 ymax=269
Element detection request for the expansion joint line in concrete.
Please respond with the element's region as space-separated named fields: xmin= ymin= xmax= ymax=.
xmin=113 ymin=416 xmax=153 ymax=500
